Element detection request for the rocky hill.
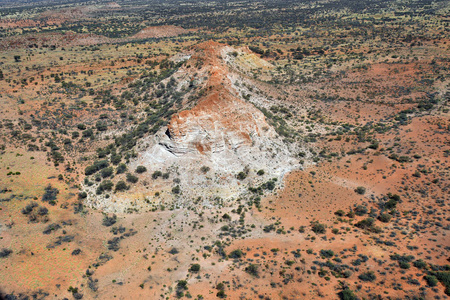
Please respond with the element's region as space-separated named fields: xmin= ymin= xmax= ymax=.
xmin=85 ymin=41 xmax=299 ymax=212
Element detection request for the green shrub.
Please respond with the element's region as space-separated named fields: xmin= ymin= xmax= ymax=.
xmin=172 ymin=185 xmax=181 ymax=194
xmin=177 ymin=280 xmax=188 ymax=290
xmin=320 ymin=250 xmax=334 ymax=258
xmin=216 ymin=290 xmax=226 ymax=298
xmin=338 ymin=288 xmax=358 ymax=300
xmin=435 ymin=271 xmax=450 ymax=295
xmin=115 ymin=181 xmax=128 ymax=192
xmin=245 ymin=264 xmax=259 ymax=276
xmin=42 ymin=185 xmax=59 ymax=205
xmin=399 ymin=261 xmax=410 ymax=269
xmin=413 ymin=259 xmax=427 ymax=269
xmin=85 ymin=160 xmax=109 ymax=175
xmin=358 ymin=271 xmax=376 ymax=282
xmin=229 ymin=249 xmax=244 ymax=259
xmin=101 ymin=167 xmax=114 ymax=178
xmin=111 ymin=154 xmax=122 ymax=165
xmin=378 ymin=213 xmax=392 ymax=223
xmin=102 ymin=214 xmax=117 ymax=227
xmin=126 ymin=173 xmax=138 ymax=183
xmin=152 ymin=171 xmax=162 ymax=179
xmin=116 ymin=163 xmax=127 ymax=174
xmin=0 ymin=248 xmax=12 ymax=258
xmin=136 ymin=166 xmax=147 ymax=174
xmin=189 ymin=264 xmax=200 ymax=272
xmin=97 ymin=180 xmax=114 ymax=194
xmin=96 ymin=121 xmax=108 ymax=131
xmin=334 ymin=210 xmax=345 ymax=216
xmin=311 ymin=221 xmax=326 ymax=234
xmin=355 ymin=218 xmax=375 ymax=229
xmin=424 ymin=275 xmax=438 ymax=287
xmin=354 ymin=205 xmax=368 ymax=216
xmin=236 ymin=171 xmax=247 ymax=180
xmin=355 ymin=186 xmax=366 ymax=195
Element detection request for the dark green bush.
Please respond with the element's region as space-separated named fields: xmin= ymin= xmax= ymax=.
xmin=378 ymin=213 xmax=392 ymax=223
xmin=152 ymin=171 xmax=162 ymax=179
xmin=101 ymin=167 xmax=114 ymax=178
xmin=229 ymin=249 xmax=244 ymax=259
xmin=354 ymin=205 xmax=368 ymax=216
xmin=42 ymin=185 xmax=59 ymax=205
xmin=85 ymin=160 xmax=109 ymax=175
xmin=424 ymin=275 xmax=438 ymax=287
xmin=116 ymin=163 xmax=127 ymax=174
xmin=115 ymin=181 xmax=128 ymax=192
xmin=126 ymin=173 xmax=138 ymax=183
xmin=338 ymin=288 xmax=358 ymax=300
xmin=172 ymin=185 xmax=181 ymax=194
xmin=245 ymin=264 xmax=259 ymax=276
xmin=102 ymin=214 xmax=117 ymax=227
xmin=355 ymin=186 xmax=366 ymax=195
xmin=335 ymin=210 xmax=345 ymax=216
xmin=355 ymin=218 xmax=375 ymax=229
xmin=97 ymin=180 xmax=114 ymax=194
xmin=320 ymin=250 xmax=334 ymax=258
xmin=0 ymin=248 xmax=13 ymax=258
xmin=413 ymin=259 xmax=427 ymax=269
xmin=434 ymin=271 xmax=450 ymax=295
xmin=358 ymin=271 xmax=376 ymax=282
xmin=189 ymin=264 xmax=200 ymax=272
xmin=236 ymin=171 xmax=247 ymax=180
xmin=311 ymin=221 xmax=326 ymax=234
xmin=136 ymin=166 xmax=147 ymax=174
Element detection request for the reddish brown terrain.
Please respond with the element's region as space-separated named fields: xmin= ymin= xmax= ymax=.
xmin=0 ymin=0 xmax=449 ymax=299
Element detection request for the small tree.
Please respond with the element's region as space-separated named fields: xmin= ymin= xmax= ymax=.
xmin=338 ymin=288 xmax=358 ymax=300
xmin=115 ymin=181 xmax=128 ymax=192
xmin=355 ymin=186 xmax=366 ymax=195
xmin=172 ymin=185 xmax=181 ymax=194
xmin=126 ymin=173 xmax=138 ymax=183
xmin=189 ymin=264 xmax=200 ymax=272
xmin=245 ymin=264 xmax=259 ymax=276
xmin=228 ymin=249 xmax=244 ymax=259
xmin=358 ymin=271 xmax=376 ymax=282
xmin=311 ymin=221 xmax=326 ymax=234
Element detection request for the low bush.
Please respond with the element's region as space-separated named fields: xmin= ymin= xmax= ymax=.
xmin=126 ymin=173 xmax=138 ymax=183
xmin=115 ymin=181 xmax=128 ymax=192
xmin=0 ymin=248 xmax=12 ymax=258
xmin=136 ymin=166 xmax=147 ymax=173
xmin=189 ymin=264 xmax=200 ymax=272
xmin=358 ymin=271 xmax=376 ymax=282
xmin=102 ymin=214 xmax=117 ymax=227
xmin=245 ymin=264 xmax=259 ymax=276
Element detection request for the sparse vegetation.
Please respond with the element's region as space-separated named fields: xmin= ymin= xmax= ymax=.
xmin=0 ymin=0 xmax=447 ymax=299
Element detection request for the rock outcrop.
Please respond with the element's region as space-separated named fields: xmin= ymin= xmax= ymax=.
xmin=159 ymin=41 xmax=275 ymax=156
xmin=89 ymin=41 xmax=299 ymax=212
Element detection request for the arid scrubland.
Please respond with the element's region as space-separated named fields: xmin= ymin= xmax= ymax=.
xmin=0 ymin=0 xmax=449 ymax=299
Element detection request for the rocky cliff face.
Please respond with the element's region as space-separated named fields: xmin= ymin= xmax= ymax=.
xmin=159 ymin=42 xmax=274 ymax=157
